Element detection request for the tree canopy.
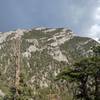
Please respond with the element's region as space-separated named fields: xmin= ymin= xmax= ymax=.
xmin=56 ymin=46 xmax=100 ymax=100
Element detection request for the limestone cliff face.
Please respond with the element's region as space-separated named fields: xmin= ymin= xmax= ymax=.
xmin=0 ymin=28 xmax=98 ymax=99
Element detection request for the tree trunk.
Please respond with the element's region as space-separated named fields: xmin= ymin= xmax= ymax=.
xmin=95 ymin=72 xmax=100 ymax=100
xmin=81 ymin=76 xmax=90 ymax=100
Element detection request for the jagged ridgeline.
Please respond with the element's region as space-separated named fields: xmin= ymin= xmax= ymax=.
xmin=0 ymin=28 xmax=98 ymax=99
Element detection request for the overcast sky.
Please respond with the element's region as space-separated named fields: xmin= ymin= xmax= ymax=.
xmin=0 ymin=0 xmax=100 ymax=40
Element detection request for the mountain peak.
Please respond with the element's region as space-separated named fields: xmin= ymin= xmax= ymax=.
xmin=0 ymin=27 xmax=99 ymax=99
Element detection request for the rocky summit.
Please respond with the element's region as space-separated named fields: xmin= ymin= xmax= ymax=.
xmin=0 ymin=28 xmax=99 ymax=99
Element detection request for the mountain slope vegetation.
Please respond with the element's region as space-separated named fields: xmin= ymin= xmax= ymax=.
xmin=0 ymin=28 xmax=99 ymax=99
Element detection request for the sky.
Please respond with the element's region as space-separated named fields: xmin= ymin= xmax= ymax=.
xmin=0 ymin=0 xmax=100 ymax=40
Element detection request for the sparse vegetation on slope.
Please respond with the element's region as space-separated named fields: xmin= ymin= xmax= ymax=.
xmin=0 ymin=28 xmax=98 ymax=100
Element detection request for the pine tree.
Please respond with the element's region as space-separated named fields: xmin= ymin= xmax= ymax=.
xmin=56 ymin=46 xmax=100 ymax=100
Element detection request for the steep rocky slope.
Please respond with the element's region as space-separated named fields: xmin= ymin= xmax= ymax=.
xmin=0 ymin=28 xmax=99 ymax=99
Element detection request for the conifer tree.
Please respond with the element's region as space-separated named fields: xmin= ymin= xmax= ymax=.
xmin=56 ymin=46 xmax=100 ymax=100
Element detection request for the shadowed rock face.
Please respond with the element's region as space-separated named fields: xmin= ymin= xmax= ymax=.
xmin=0 ymin=27 xmax=98 ymax=98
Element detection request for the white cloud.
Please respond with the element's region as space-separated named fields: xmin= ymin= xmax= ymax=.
xmin=88 ymin=24 xmax=100 ymax=41
xmin=97 ymin=0 xmax=100 ymax=3
xmin=95 ymin=7 xmax=100 ymax=20
xmin=86 ymin=4 xmax=100 ymax=42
